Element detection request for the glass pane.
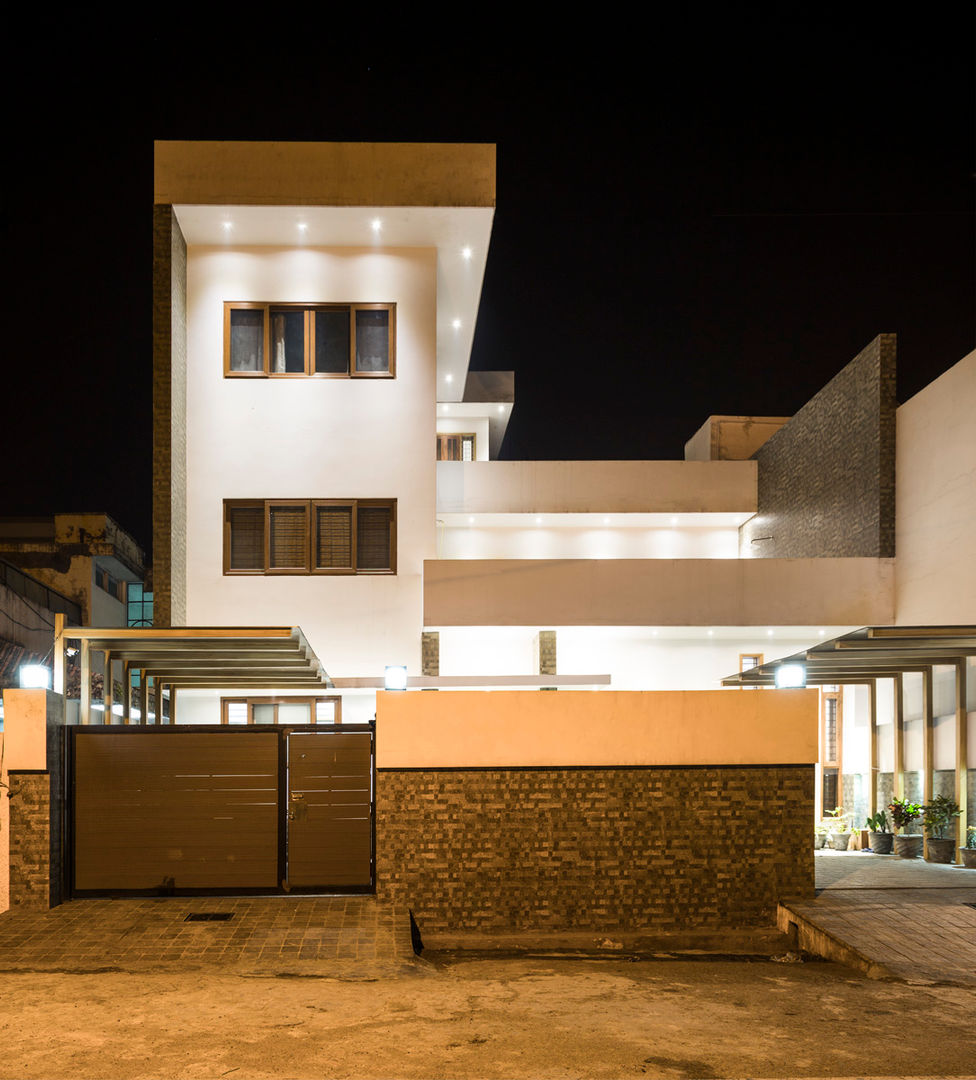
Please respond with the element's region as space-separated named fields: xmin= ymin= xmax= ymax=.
xmin=315 ymin=309 xmax=350 ymax=373
xmin=278 ymin=703 xmax=311 ymax=725
xmin=316 ymin=505 xmax=353 ymax=569
xmin=315 ymin=700 xmax=337 ymax=724
xmin=357 ymin=506 xmax=392 ymax=570
xmin=269 ymin=505 xmax=308 ymax=569
xmin=229 ymin=507 xmax=264 ymax=570
xmin=253 ymin=703 xmax=276 ymax=724
xmin=225 ymin=702 xmax=248 ymax=725
xmin=230 ymin=309 xmax=264 ymax=372
xmin=462 ymin=435 xmax=474 ymax=461
xmin=270 ymin=310 xmax=305 ymax=373
xmin=355 ymin=309 xmax=390 ymax=372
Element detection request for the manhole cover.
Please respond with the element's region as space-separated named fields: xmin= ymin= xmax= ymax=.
xmin=184 ymin=913 xmax=234 ymax=922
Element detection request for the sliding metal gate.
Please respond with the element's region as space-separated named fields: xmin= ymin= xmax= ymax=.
xmin=70 ymin=725 xmax=374 ymax=896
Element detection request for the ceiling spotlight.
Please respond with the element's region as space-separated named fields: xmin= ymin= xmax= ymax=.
xmin=535 ymin=517 xmax=543 ymax=526
xmin=452 ymin=318 xmax=461 ymax=329
xmin=371 ymin=218 xmax=382 ymax=232
xmin=445 ymin=373 xmax=453 ymax=383
xmin=497 ymin=405 xmax=504 ymax=413
xmin=461 ymin=246 xmax=472 ymax=260
xmin=767 ymin=629 xmax=774 ymax=636
xmin=603 ymin=517 xmax=610 ymax=525
xmin=297 ymin=222 xmax=307 ymax=232
xmin=707 ymin=629 xmax=714 ymax=636
xmin=441 ymin=404 xmax=449 ymax=412
xmin=468 ymin=516 xmax=475 ymax=524
xmin=670 ymin=516 xmax=679 ymax=526
xmin=222 ymin=221 xmax=233 ymax=230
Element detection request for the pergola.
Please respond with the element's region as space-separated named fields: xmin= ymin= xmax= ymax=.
xmin=722 ymin=625 xmax=975 ymax=839
xmin=53 ymin=615 xmax=331 ymax=727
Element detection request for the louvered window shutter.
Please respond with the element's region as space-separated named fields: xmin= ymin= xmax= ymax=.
xmin=268 ymin=504 xmax=308 ymax=570
xmin=228 ymin=507 xmax=264 ymax=570
xmin=357 ymin=506 xmax=393 ymax=570
xmin=315 ymin=505 xmax=353 ymax=569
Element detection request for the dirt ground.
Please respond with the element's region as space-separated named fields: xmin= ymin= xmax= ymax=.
xmin=0 ymin=955 xmax=974 ymax=1080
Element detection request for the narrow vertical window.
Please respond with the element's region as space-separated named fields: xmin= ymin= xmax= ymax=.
xmin=314 ymin=309 xmax=351 ymax=373
xmin=268 ymin=502 xmax=310 ymax=572
xmin=354 ymin=308 xmax=391 ymax=374
xmin=357 ymin=504 xmax=393 ymax=571
xmin=314 ymin=503 xmax=354 ymax=571
xmin=270 ymin=309 xmax=306 ymax=373
xmin=227 ymin=505 xmax=264 ymax=571
xmin=227 ymin=308 xmax=266 ymax=372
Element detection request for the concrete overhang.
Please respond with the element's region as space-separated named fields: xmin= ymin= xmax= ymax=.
xmin=155 ymin=140 xmax=496 ymax=398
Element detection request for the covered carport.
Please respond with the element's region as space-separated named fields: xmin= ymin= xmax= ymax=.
xmin=722 ymin=625 xmax=975 ymax=846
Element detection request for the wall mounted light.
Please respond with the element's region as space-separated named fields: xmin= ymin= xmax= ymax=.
xmin=774 ymin=663 xmax=807 ymax=688
xmin=384 ymin=665 xmax=408 ymax=691
xmin=19 ymin=664 xmax=51 ymax=689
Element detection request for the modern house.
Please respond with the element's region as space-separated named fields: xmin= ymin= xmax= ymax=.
xmin=1 ymin=140 xmax=971 ymax=933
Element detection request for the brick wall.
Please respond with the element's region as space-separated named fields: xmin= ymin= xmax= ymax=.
xmin=536 ymin=630 xmax=557 ymax=676
xmin=152 ymin=205 xmax=187 ymax=626
xmin=739 ymin=334 xmax=896 ymax=558
xmin=7 ymin=773 xmax=51 ymax=909
xmin=421 ymin=632 xmax=439 ymax=677
xmin=376 ymin=765 xmax=813 ymax=933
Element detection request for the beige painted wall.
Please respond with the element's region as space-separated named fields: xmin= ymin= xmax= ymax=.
xmin=896 ymin=350 xmax=976 ymax=623
xmin=424 ymin=556 xmax=895 ymax=626
xmin=155 ymin=142 xmax=496 ymax=208
xmin=435 ymin=460 xmax=756 ymax=515
xmin=375 ymin=688 xmax=818 ymax=768
xmin=1 ymin=689 xmax=48 ymax=770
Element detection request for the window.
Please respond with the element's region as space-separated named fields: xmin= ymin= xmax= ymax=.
xmin=221 ymin=696 xmax=342 ymax=725
xmin=224 ymin=303 xmax=395 ymax=378
xmin=94 ymin=566 xmax=125 ymax=602
xmin=224 ymin=499 xmax=396 ymax=575
xmin=126 ymin=583 xmax=154 ymax=627
xmin=437 ymin=433 xmax=476 ymax=461
xmin=739 ymin=653 xmax=763 ymax=690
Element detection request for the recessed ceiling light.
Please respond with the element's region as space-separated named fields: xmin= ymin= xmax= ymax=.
xmin=767 ymin=629 xmax=774 ymax=636
xmin=497 ymin=405 xmax=504 ymax=413
xmin=707 ymin=629 xmax=714 ymax=636
xmin=461 ymin=246 xmax=472 ymax=260
xmin=452 ymin=318 xmax=461 ymax=330
xmin=441 ymin=404 xmax=449 ymax=413
xmin=468 ymin=516 xmax=475 ymax=524
xmin=371 ymin=218 xmax=382 ymax=232
xmin=297 ymin=222 xmax=307 ymax=232
xmin=652 ymin=629 xmax=659 ymax=637
xmin=603 ymin=516 xmax=610 ymax=525
xmin=818 ymin=630 xmax=825 ymax=637
xmin=222 ymin=221 xmax=233 ymax=230
xmin=445 ymin=373 xmax=453 ymax=383
xmin=535 ymin=517 xmax=542 ymax=526
xmin=670 ymin=516 xmax=679 ymax=526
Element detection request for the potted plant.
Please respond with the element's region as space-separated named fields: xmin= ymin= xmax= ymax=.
xmin=960 ymin=826 xmax=976 ymax=870
xmin=824 ymin=806 xmax=853 ymax=851
xmin=865 ymin=810 xmax=892 ymax=854
xmin=888 ymin=797 xmax=924 ymax=858
xmin=922 ymin=794 xmax=962 ymax=864
xmin=814 ymin=823 xmax=829 ymax=850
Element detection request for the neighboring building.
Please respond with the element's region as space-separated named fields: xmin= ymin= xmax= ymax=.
xmin=0 ymin=514 xmax=147 ymax=628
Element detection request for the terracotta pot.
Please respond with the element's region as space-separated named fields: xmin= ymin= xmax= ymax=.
xmin=829 ymin=832 xmax=852 ymax=851
xmin=960 ymin=848 xmax=976 ymax=869
xmin=893 ymin=833 xmax=923 ymax=859
xmin=925 ymin=837 xmax=956 ymax=864
xmin=868 ymin=831 xmax=893 ymax=854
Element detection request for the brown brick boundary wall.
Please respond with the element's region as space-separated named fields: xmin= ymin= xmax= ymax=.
xmin=376 ymin=766 xmax=814 ymax=933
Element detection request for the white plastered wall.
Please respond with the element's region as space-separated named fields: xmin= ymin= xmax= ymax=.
xmin=896 ymin=349 xmax=976 ymax=624
xmin=183 ymin=245 xmax=437 ymax=680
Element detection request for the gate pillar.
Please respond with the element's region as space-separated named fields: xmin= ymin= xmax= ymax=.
xmin=2 ymin=689 xmax=64 ymax=909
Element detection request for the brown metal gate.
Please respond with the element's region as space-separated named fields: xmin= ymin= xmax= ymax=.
xmin=70 ymin=725 xmax=374 ymax=896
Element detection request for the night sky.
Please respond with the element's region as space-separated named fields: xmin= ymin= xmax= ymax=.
xmin=3 ymin=14 xmax=973 ymax=561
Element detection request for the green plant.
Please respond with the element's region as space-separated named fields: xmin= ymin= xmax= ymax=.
xmin=922 ymin=794 xmax=962 ymax=839
xmin=966 ymin=826 xmax=976 ymax=850
xmin=865 ymin=810 xmax=889 ymax=833
xmin=888 ymin=797 xmax=923 ymax=831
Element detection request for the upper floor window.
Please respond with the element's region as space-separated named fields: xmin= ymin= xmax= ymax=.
xmin=437 ymin=433 xmax=476 ymax=461
xmin=224 ymin=498 xmax=396 ymax=576
xmin=224 ymin=303 xmax=395 ymax=378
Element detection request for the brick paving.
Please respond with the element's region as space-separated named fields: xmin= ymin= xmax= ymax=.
xmin=779 ymin=850 xmax=976 ymax=986
xmin=0 ymin=895 xmax=419 ymax=975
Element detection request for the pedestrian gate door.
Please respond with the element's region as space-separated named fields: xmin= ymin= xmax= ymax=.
xmin=70 ymin=726 xmax=374 ymax=895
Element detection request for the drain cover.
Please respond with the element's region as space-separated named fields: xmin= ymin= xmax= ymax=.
xmin=184 ymin=912 xmax=234 ymax=922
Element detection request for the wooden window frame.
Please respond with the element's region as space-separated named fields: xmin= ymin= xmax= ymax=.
xmin=436 ymin=432 xmax=477 ymax=461
xmin=223 ymin=498 xmax=396 ymax=576
xmin=221 ymin=695 xmax=342 ymax=725
xmin=223 ymin=302 xmax=395 ymax=379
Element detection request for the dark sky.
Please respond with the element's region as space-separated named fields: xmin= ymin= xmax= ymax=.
xmin=3 ymin=14 xmax=973 ymax=560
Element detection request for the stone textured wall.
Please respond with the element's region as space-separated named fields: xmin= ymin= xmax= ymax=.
xmin=739 ymin=335 xmax=896 ymax=558
xmin=536 ymin=630 xmax=557 ymax=676
xmin=7 ymin=773 xmax=51 ymax=909
xmin=421 ymin=632 xmax=439 ymax=677
xmin=376 ymin=765 xmax=813 ymax=933
xmin=152 ymin=205 xmax=187 ymax=626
